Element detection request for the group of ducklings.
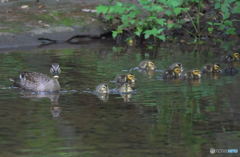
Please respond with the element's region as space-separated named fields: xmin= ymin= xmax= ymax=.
xmin=96 ymin=73 xmax=136 ymax=94
xmin=95 ymin=52 xmax=239 ymax=95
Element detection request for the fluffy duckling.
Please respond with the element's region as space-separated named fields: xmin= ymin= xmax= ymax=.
xmin=223 ymin=65 xmax=238 ymax=75
xmin=168 ymin=62 xmax=184 ymax=72
xmin=182 ymin=69 xmax=201 ymax=80
xmin=95 ymin=83 xmax=109 ymax=94
xmin=163 ymin=67 xmax=182 ymax=79
xmin=118 ymin=83 xmax=133 ymax=93
xmin=138 ymin=60 xmax=156 ymax=71
xmin=224 ymin=52 xmax=240 ymax=63
xmin=114 ymin=73 xmax=136 ymax=86
xmin=202 ymin=63 xmax=222 ymax=74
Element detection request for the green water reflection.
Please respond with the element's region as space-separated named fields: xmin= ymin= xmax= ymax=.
xmin=0 ymin=42 xmax=239 ymax=157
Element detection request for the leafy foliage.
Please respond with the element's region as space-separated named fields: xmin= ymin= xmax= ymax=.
xmin=96 ymin=0 xmax=239 ymax=42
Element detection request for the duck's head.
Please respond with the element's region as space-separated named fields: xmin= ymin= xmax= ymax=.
xmin=233 ymin=52 xmax=240 ymax=60
xmin=126 ymin=74 xmax=136 ymax=83
xmin=192 ymin=69 xmax=201 ymax=78
xmin=146 ymin=61 xmax=156 ymax=71
xmin=50 ymin=63 xmax=61 ymax=79
xmin=213 ymin=63 xmax=222 ymax=72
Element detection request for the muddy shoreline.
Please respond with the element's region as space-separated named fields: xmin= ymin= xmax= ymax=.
xmin=0 ymin=0 xmax=113 ymax=50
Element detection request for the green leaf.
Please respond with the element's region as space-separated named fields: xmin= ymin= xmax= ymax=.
xmin=156 ymin=18 xmax=166 ymax=26
xmin=96 ymin=5 xmax=109 ymax=14
xmin=135 ymin=27 xmax=143 ymax=36
xmin=233 ymin=2 xmax=240 ymax=13
xmin=226 ymin=28 xmax=236 ymax=35
xmin=112 ymin=31 xmax=119 ymax=38
xmin=157 ymin=34 xmax=166 ymax=41
xmin=208 ymin=27 xmax=213 ymax=33
xmin=173 ymin=8 xmax=183 ymax=15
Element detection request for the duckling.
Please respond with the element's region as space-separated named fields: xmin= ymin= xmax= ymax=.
xmin=118 ymin=83 xmax=133 ymax=93
xmin=202 ymin=63 xmax=222 ymax=74
xmin=162 ymin=67 xmax=182 ymax=79
xmin=168 ymin=62 xmax=184 ymax=72
xmin=95 ymin=83 xmax=109 ymax=94
xmin=138 ymin=60 xmax=156 ymax=71
xmin=114 ymin=73 xmax=136 ymax=86
xmin=223 ymin=64 xmax=238 ymax=75
xmin=224 ymin=52 xmax=240 ymax=63
xmin=10 ymin=63 xmax=61 ymax=92
xmin=182 ymin=69 xmax=201 ymax=80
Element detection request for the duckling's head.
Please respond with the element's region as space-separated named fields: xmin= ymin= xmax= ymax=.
xmin=96 ymin=83 xmax=109 ymax=94
xmin=169 ymin=63 xmax=183 ymax=71
xmin=192 ymin=69 xmax=201 ymax=78
xmin=173 ymin=67 xmax=182 ymax=76
xmin=147 ymin=61 xmax=156 ymax=70
xmin=127 ymin=74 xmax=136 ymax=83
xmin=233 ymin=52 xmax=240 ymax=60
xmin=50 ymin=63 xmax=61 ymax=79
xmin=213 ymin=63 xmax=222 ymax=72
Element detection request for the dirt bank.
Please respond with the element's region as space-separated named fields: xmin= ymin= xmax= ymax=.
xmin=0 ymin=0 xmax=114 ymax=50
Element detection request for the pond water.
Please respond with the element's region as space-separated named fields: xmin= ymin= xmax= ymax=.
xmin=0 ymin=41 xmax=239 ymax=157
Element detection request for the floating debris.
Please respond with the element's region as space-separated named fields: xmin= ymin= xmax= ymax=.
xmin=81 ymin=9 xmax=96 ymax=13
xmin=21 ymin=5 xmax=29 ymax=9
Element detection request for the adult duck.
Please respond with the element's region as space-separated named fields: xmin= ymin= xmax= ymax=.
xmin=10 ymin=63 xmax=61 ymax=92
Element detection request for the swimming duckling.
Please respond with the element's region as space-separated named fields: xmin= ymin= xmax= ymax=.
xmin=202 ymin=63 xmax=222 ymax=74
xmin=138 ymin=60 xmax=156 ymax=71
xmin=224 ymin=52 xmax=240 ymax=63
xmin=168 ymin=62 xmax=184 ymax=72
xmin=162 ymin=67 xmax=182 ymax=79
xmin=223 ymin=64 xmax=238 ymax=75
xmin=182 ymin=69 xmax=201 ymax=80
xmin=95 ymin=83 xmax=109 ymax=94
xmin=10 ymin=63 xmax=61 ymax=92
xmin=114 ymin=73 xmax=136 ymax=86
xmin=118 ymin=83 xmax=133 ymax=93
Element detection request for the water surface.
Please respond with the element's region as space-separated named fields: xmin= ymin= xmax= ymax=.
xmin=0 ymin=41 xmax=240 ymax=157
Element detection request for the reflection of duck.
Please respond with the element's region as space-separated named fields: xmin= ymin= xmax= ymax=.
xmin=182 ymin=69 xmax=201 ymax=80
xmin=95 ymin=83 xmax=109 ymax=94
xmin=96 ymin=93 xmax=109 ymax=102
xmin=10 ymin=63 xmax=61 ymax=92
xmin=224 ymin=52 xmax=240 ymax=63
xmin=202 ymin=63 xmax=222 ymax=74
xmin=120 ymin=93 xmax=132 ymax=102
xmin=168 ymin=63 xmax=184 ymax=72
xmin=118 ymin=83 xmax=133 ymax=93
xmin=20 ymin=90 xmax=60 ymax=105
xmin=115 ymin=74 xmax=136 ymax=86
xmin=163 ymin=67 xmax=182 ymax=79
xmin=138 ymin=60 xmax=156 ymax=71
xmin=51 ymin=106 xmax=62 ymax=118
xmin=20 ymin=90 xmax=61 ymax=117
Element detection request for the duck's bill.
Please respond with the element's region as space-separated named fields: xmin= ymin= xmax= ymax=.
xmin=54 ymin=75 xmax=59 ymax=79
